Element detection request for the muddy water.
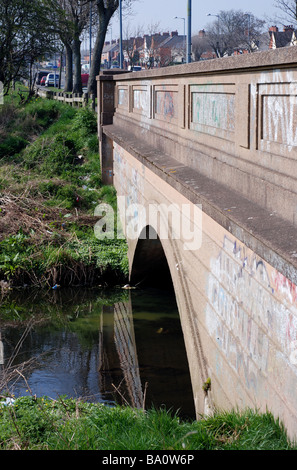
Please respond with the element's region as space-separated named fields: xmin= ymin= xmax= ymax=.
xmin=0 ymin=287 xmax=195 ymax=419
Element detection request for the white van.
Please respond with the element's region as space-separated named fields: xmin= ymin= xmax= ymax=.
xmin=45 ymin=73 xmax=59 ymax=87
xmin=127 ymin=65 xmax=142 ymax=72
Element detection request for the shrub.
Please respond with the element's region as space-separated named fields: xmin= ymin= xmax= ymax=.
xmin=86 ymin=134 xmax=99 ymax=152
xmin=72 ymin=107 xmax=97 ymax=135
xmin=38 ymin=181 xmax=61 ymax=197
xmin=22 ymin=134 xmax=77 ymax=175
xmin=0 ymin=135 xmax=29 ymax=158
xmin=22 ymin=99 xmax=62 ymax=128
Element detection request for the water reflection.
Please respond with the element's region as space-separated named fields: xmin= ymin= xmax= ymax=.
xmin=113 ymin=301 xmax=144 ymax=409
xmin=0 ymin=288 xmax=195 ymax=418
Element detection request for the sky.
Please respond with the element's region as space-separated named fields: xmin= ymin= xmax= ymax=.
xmin=108 ymin=0 xmax=281 ymax=41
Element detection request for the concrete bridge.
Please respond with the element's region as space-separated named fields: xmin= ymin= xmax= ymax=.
xmin=97 ymin=47 xmax=297 ymax=439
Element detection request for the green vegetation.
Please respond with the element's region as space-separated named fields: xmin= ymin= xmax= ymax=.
xmin=0 ymin=396 xmax=295 ymax=450
xmin=0 ymin=86 xmax=128 ymax=288
xmin=1 ymin=87 xmax=295 ymax=453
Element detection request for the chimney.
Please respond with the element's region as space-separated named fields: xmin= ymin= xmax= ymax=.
xmin=284 ymin=25 xmax=294 ymax=31
xmin=171 ymin=30 xmax=178 ymax=36
xmin=199 ymin=29 xmax=206 ymax=37
xmin=269 ymin=26 xmax=278 ymax=32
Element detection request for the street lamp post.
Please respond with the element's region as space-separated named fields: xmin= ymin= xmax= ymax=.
xmin=174 ymin=16 xmax=186 ymax=62
xmin=207 ymin=13 xmax=221 ymax=57
xmin=119 ymin=0 xmax=123 ymax=68
xmin=245 ymin=14 xmax=251 ymax=51
xmin=89 ymin=2 xmax=92 ymax=69
xmin=187 ymin=0 xmax=192 ymax=63
xmin=207 ymin=13 xmax=220 ymax=31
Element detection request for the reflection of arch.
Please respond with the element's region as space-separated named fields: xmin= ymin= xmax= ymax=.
xmin=113 ymin=300 xmax=143 ymax=409
xmin=129 ymin=224 xmax=211 ymax=417
xmin=112 ymin=294 xmax=196 ymax=417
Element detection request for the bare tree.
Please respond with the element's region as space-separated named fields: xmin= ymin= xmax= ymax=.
xmin=192 ymin=31 xmax=210 ymax=61
xmin=273 ymin=0 xmax=297 ymax=25
xmin=143 ymin=21 xmax=163 ymax=68
xmin=123 ymin=22 xmax=144 ymax=67
xmin=206 ymin=10 xmax=265 ymax=57
xmin=87 ymin=0 xmax=137 ymax=96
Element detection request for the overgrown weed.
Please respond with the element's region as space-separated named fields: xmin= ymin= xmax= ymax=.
xmin=0 ymin=88 xmax=128 ymax=288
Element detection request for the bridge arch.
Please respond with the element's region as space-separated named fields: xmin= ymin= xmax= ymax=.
xmin=130 ymin=226 xmax=173 ymax=290
xmin=128 ymin=224 xmax=210 ymax=417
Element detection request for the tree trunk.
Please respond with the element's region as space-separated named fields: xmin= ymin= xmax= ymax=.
xmin=59 ymin=52 xmax=63 ymax=89
xmin=72 ymin=36 xmax=82 ymax=94
xmin=87 ymin=1 xmax=119 ymax=97
xmin=87 ymin=19 xmax=108 ymax=96
xmin=64 ymin=43 xmax=73 ymax=92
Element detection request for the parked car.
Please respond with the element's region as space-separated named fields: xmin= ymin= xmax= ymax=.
xmin=45 ymin=73 xmax=59 ymax=87
xmin=128 ymin=65 xmax=143 ymax=72
xmin=36 ymin=71 xmax=49 ymax=85
xmin=40 ymin=76 xmax=47 ymax=86
xmin=81 ymin=73 xmax=89 ymax=87
xmin=81 ymin=64 xmax=90 ymax=73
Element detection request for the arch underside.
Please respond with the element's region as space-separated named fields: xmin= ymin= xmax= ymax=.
xmin=129 ymin=225 xmax=210 ymax=418
xmin=130 ymin=226 xmax=174 ymax=291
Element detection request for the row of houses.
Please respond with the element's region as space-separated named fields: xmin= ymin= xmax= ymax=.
xmin=193 ymin=24 xmax=297 ymax=61
xmin=83 ymin=25 xmax=297 ymax=69
xmin=262 ymin=25 xmax=297 ymax=50
xmin=99 ymin=30 xmax=187 ymax=69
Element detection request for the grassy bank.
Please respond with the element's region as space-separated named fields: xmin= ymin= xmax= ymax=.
xmin=1 ymin=88 xmax=295 ymax=453
xmin=0 ymin=86 xmax=128 ymax=289
xmin=0 ymin=395 xmax=295 ymax=450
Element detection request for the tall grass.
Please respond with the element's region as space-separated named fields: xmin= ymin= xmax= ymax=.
xmin=0 ymin=396 xmax=295 ymax=450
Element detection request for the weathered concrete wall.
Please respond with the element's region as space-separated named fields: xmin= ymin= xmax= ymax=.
xmin=111 ymin=143 xmax=297 ymax=439
xmin=97 ymin=48 xmax=297 ymax=439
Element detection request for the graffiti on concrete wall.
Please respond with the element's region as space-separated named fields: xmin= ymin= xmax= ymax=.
xmin=206 ymin=234 xmax=297 ymax=398
xmin=189 ymin=84 xmax=235 ymax=141
xmin=192 ymin=92 xmax=235 ymax=132
xmin=259 ymin=70 xmax=297 ymax=151
xmin=118 ymin=88 xmax=128 ymax=107
xmin=113 ymin=144 xmax=146 ymax=238
xmin=133 ymin=89 xmax=149 ymax=114
xmin=114 ymin=145 xmax=145 ymax=207
xmin=155 ymin=90 xmax=176 ymax=121
xmin=272 ymin=271 xmax=297 ymax=307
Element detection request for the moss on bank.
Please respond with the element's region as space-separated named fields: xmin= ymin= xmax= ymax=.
xmin=0 ymin=87 xmax=128 ymax=288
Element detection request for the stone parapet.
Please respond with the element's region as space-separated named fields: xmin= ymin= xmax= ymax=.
xmin=97 ymin=48 xmax=297 ymax=284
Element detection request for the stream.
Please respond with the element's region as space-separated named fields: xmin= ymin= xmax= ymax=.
xmin=0 ymin=287 xmax=195 ymax=419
